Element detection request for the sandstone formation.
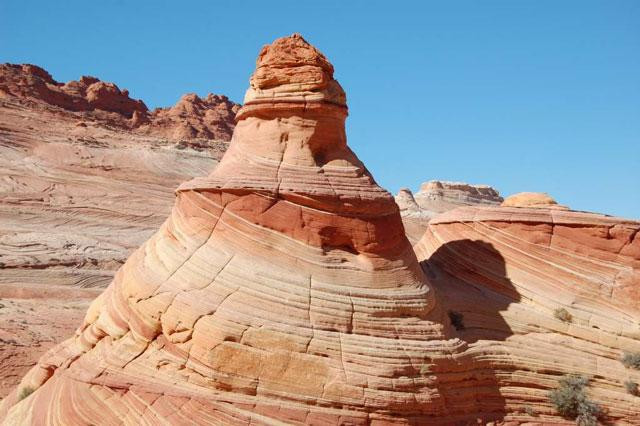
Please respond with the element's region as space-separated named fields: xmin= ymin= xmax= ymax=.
xmin=0 ymin=63 xmax=240 ymax=141
xmin=0 ymin=287 xmax=99 ymax=398
xmin=0 ymin=64 xmax=235 ymax=397
xmin=396 ymin=181 xmax=503 ymax=243
xmin=0 ymin=33 xmax=458 ymax=425
xmin=2 ymin=35 xmax=639 ymax=425
xmin=142 ymin=93 xmax=239 ymax=141
xmin=501 ymin=191 xmax=568 ymax=209
xmin=0 ymin=63 xmax=234 ymax=291
xmin=415 ymin=205 xmax=640 ymax=424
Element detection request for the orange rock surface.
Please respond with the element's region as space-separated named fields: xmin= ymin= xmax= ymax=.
xmin=0 ymin=64 xmax=234 ymax=398
xmin=2 ymin=35 xmax=639 ymax=425
xmin=1 ymin=34 xmax=449 ymax=425
xmin=415 ymin=206 xmax=640 ymax=424
xmin=501 ymin=191 xmax=567 ymax=209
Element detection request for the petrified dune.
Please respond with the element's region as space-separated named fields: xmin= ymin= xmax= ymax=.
xmin=1 ymin=33 xmax=450 ymax=425
xmin=1 ymin=34 xmax=639 ymax=425
xmin=0 ymin=63 xmax=236 ymax=398
xmin=415 ymin=206 xmax=640 ymax=424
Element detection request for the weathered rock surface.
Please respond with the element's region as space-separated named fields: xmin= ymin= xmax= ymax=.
xmin=0 ymin=63 xmax=240 ymax=140
xmin=396 ymin=181 xmax=503 ymax=243
xmin=2 ymin=36 xmax=639 ymax=425
xmin=501 ymin=191 xmax=568 ymax=209
xmin=0 ymin=64 xmax=234 ymax=398
xmin=415 ymin=205 xmax=640 ymax=424
xmin=0 ymin=287 xmax=98 ymax=398
xmin=0 ymin=64 xmax=234 ymax=291
xmin=0 ymin=33 xmax=457 ymax=425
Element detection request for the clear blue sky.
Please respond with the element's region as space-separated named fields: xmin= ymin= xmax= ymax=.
xmin=2 ymin=1 xmax=638 ymax=218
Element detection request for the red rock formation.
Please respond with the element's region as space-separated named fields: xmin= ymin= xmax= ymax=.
xmin=0 ymin=64 xmax=233 ymax=398
xmin=415 ymin=205 xmax=640 ymax=424
xmin=3 ymin=36 xmax=639 ymax=425
xmin=142 ymin=93 xmax=240 ymax=141
xmin=0 ymin=64 xmax=147 ymax=117
xmin=0 ymin=33 xmax=452 ymax=425
xmin=0 ymin=63 xmax=239 ymax=140
xmin=396 ymin=181 xmax=503 ymax=243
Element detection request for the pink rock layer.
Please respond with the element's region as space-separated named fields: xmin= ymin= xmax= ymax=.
xmin=415 ymin=206 xmax=640 ymax=424
xmin=0 ymin=34 xmax=450 ymax=424
xmin=3 ymin=35 xmax=639 ymax=425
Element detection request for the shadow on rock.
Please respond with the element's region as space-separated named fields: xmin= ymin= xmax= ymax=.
xmin=421 ymin=238 xmax=521 ymax=423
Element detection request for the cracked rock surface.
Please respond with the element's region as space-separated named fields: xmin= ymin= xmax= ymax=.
xmin=1 ymin=35 xmax=639 ymax=425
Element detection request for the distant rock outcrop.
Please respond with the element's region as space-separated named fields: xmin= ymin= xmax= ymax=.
xmin=142 ymin=93 xmax=240 ymax=141
xmin=396 ymin=180 xmax=503 ymax=242
xmin=0 ymin=64 xmax=147 ymax=117
xmin=501 ymin=191 xmax=568 ymax=209
xmin=0 ymin=63 xmax=239 ymax=141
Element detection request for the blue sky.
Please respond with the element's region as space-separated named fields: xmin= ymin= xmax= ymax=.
xmin=2 ymin=1 xmax=638 ymax=218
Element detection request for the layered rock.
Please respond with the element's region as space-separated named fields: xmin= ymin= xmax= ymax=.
xmin=414 ymin=180 xmax=503 ymax=213
xmin=0 ymin=64 xmax=233 ymax=397
xmin=0 ymin=63 xmax=239 ymax=140
xmin=0 ymin=34 xmax=460 ymax=425
xmin=142 ymin=93 xmax=240 ymax=141
xmin=3 ymin=35 xmax=639 ymax=425
xmin=396 ymin=181 xmax=503 ymax=243
xmin=501 ymin=191 xmax=568 ymax=209
xmin=415 ymin=205 xmax=640 ymax=424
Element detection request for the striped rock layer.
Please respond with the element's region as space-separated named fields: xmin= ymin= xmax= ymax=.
xmin=3 ymin=34 xmax=639 ymax=425
xmin=415 ymin=206 xmax=640 ymax=424
xmin=0 ymin=34 xmax=461 ymax=425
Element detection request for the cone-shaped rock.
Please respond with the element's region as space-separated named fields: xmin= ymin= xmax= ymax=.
xmin=1 ymin=34 xmax=451 ymax=425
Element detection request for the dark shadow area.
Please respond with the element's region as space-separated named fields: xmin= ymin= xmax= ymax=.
xmin=421 ymin=238 xmax=522 ymax=424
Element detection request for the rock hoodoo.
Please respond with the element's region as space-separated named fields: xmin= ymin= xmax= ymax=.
xmin=0 ymin=34 xmax=452 ymax=424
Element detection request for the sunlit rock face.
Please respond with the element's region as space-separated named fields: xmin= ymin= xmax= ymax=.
xmin=0 ymin=34 xmax=457 ymax=425
xmin=415 ymin=205 xmax=640 ymax=424
xmin=395 ymin=181 xmax=503 ymax=243
xmin=4 ymin=34 xmax=639 ymax=426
